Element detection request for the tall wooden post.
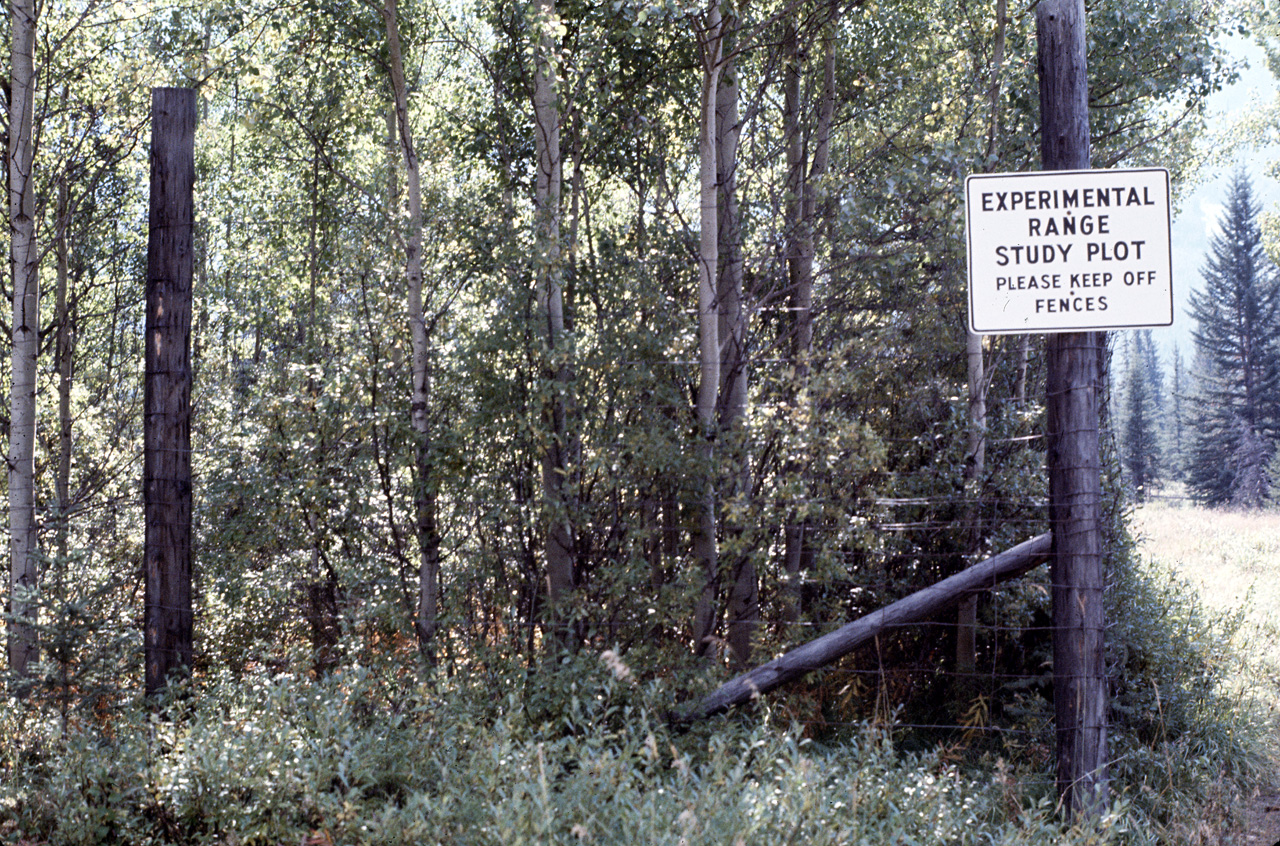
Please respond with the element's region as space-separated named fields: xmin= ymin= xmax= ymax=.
xmin=1037 ymin=0 xmax=1108 ymax=818
xmin=145 ymin=88 xmax=196 ymax=697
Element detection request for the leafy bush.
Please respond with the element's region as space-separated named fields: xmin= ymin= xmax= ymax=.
xmin=0 ymin=527 xmax=1272 ymax=846
xmin=0 ymin=648 xmax=1227 ymax=846
xmin=1105 ymin=553 xmax=1273 ymax=841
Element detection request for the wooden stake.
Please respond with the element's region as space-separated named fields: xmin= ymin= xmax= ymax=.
xmin=1037 ymin=0 xmax=1108 ymax=818
xmin=145 ymin=87 xmax=196 ymax=698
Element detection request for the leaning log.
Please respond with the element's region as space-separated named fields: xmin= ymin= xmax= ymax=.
xmin=682 ymin=533 xmax=1052 ymax=721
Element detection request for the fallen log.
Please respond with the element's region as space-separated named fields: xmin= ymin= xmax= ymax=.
xmin=681 ymin=532 xmax=1052 ymax=721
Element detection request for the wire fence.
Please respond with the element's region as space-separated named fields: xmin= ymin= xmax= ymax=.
xmin=13 ymin=308 xmax=1147 ymax=818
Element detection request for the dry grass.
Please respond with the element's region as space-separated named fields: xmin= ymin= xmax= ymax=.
xmin=1131 ymin=499 xmax=1280 ymax=685
xmin=1132 ymin=498 xmax=1280 ymax=845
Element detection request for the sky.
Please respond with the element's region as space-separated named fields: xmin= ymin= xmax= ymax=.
xmin=1157 ymin=34 xmax=1280 ymax=360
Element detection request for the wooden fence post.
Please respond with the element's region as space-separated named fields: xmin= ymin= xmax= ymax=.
xmin=145 ymin=87 xmax=196 ymax=698
xmin=1037 ymin=0 xmax=1108 ymax=819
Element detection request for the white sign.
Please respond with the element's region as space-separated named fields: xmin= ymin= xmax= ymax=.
xmin=965 ymin=168 xmax=1172 ymax=334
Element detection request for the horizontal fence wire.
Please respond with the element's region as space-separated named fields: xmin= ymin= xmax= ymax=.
xmin=71 ymin=486 xmax=1112 ymax=749
xmin=15 ymin=329 xmax=1128 ymax=795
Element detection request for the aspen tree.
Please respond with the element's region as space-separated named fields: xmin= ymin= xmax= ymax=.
xmin=780 ymin=18 xmax=834 ymax=626
xmin=717 ymin=14 xmax=755 ymax=667
xmin=383 ymin=0 xmax=443 ymax=659
xmin=692 ymin=0 xmax=724 ymax=658
xmin=9 ymin=0 xmax=39 ymax=680
xmin=531 ymin=0 xmax=576 ymax=643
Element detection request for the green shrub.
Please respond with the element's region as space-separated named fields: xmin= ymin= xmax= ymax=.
xmin=0 ymin=549 xmax=1272 ymax=846
xmin=1105 ymin=554 xmax=1272 ymax=841
xmin=0 ymin=656 xmax=1146 ymax=846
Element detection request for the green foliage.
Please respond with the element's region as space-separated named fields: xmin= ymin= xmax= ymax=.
xmin=0 ymin=0 xmax=1266 ymax=842
xmin=6 ymin=557 xmax=142 ymax=722
xmin=1106 ymin=553 xmax=1273 ymax=840
xmin=1187 ymin=170 xmax=1280 ymax=506
xmin=8 ymin=0 xmax=1236 ymax=676
xmin=0 ymin=649 xmax=1251 ymax=846
xmin=1121 ymin=332 xmax=1163 ymax=500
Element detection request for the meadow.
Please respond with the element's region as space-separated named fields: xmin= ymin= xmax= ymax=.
xmin=1132 ymin=500 xmax=1280 ymax=696
xmin=1131 ymin=499 xmax=1280 ymax=844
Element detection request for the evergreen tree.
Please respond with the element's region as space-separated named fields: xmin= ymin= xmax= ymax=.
xmin=1186 ymin=349 xmax=1236 ymax=503
xmin=1122 ymin=332 xmax=1161 ymax=500
xmin=1167 ymin=343 xmax=1187 ymax=481
xmin=1186 ymin=170 xmax=1280 ymax=506
xmin=1140 ymin=330 xmax=1164 ymax=414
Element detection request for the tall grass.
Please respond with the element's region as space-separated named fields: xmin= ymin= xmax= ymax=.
xmin=1132 ymin=500 xmax=1280 ymax=698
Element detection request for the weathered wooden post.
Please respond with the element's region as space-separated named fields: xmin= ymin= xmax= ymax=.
xmin=1037 ymin=0 xmax=1108 ymax=818
xmin=145 ymin=87 xmax=196 ymax=698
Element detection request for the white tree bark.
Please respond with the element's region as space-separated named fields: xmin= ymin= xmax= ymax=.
xmin=383 ymin=0 xmax=441 ymax=659
xmin=716 ymin=22 xmax=756 ymax=668
xmin=9 ymin=0 xmax=39 ymax=680
xmin=531 ymin=0 xmax=576 ymax=640
xmin=691 ymin=0 xmax=724 ymax=657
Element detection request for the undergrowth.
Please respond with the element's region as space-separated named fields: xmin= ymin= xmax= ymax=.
xmin=0 ymin=537 xmax=1272 ymax=844
xmin=0 ymin=661 xmax=1138 ymax=846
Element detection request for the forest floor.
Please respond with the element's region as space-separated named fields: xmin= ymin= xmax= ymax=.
xmin=1132 ymin=498 xmax=1280 ymax=846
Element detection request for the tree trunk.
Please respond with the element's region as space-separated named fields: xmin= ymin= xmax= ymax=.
xmin=531 ymin=0 xmax=576 ymax=645
xmin=8 ymin=0 xmax=38 ymax=683
xmin=780 ymin=23 xmax=834 ymax=625
xmin=716 ymin=33 xmax=746 ymax=432
xmin=780 ymin=21 xmax=806 ymax=619
xmin=55 ymin=175 xmax=74 ymax=564
xmin=144 ymin=88 xmax=197 ymax=698
xmin=716 ymin=21 xmax=755 ymax=668
xmin=957 ymin=0 xmax=1006 ymax=683
xmin=383 ymin=0 xmax=442 ymax=661
xmin=782 ymin=23 xmax=809 ymax=379
xmin=1013 ymin=337 xmax=1030 ymax=408
xmin=691 ymin=0 xmax=724 ymax=658
xmin=1038 ymin=0 xmax=1108 ymax=818
xmin=955 ymin=330 xmax=986 ymax=680
xmin=984 ymin=0 xmax=1009 ymax=162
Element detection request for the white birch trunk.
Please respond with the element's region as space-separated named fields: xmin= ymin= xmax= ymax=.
xmin=9 ymin=0 xmax=39 ymax=680
xmin=691 ymin=0 xmax=724 ymax=656
xmin=383 ymin=0 xmax=441 ymax=658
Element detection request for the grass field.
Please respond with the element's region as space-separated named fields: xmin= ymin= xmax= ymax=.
xmin=1131 ymin=499 xmax=1280 ymax=691
xmin=1131 ymin=499 xmax=1280 ymax=845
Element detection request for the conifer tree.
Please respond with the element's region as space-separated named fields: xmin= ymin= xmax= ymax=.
xmin=1167 ymin=344 xmax=1187 ymax=481
xmin=1186 ymin=170 xmax=1280 ymax=506
xmin=1122 ymin=332 xmax=1160 ymax=500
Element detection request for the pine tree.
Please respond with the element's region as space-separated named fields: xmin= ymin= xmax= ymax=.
xmin=1122 ymin=332 xmax=1160 ymax=500
xmin=1140 ymin=330 xmax=1164 ymax=414
xmin=1186 ymin=170 xmax=1280 ymax=506
xmin=1167 ymin=343 xmax=1187 ymax=481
